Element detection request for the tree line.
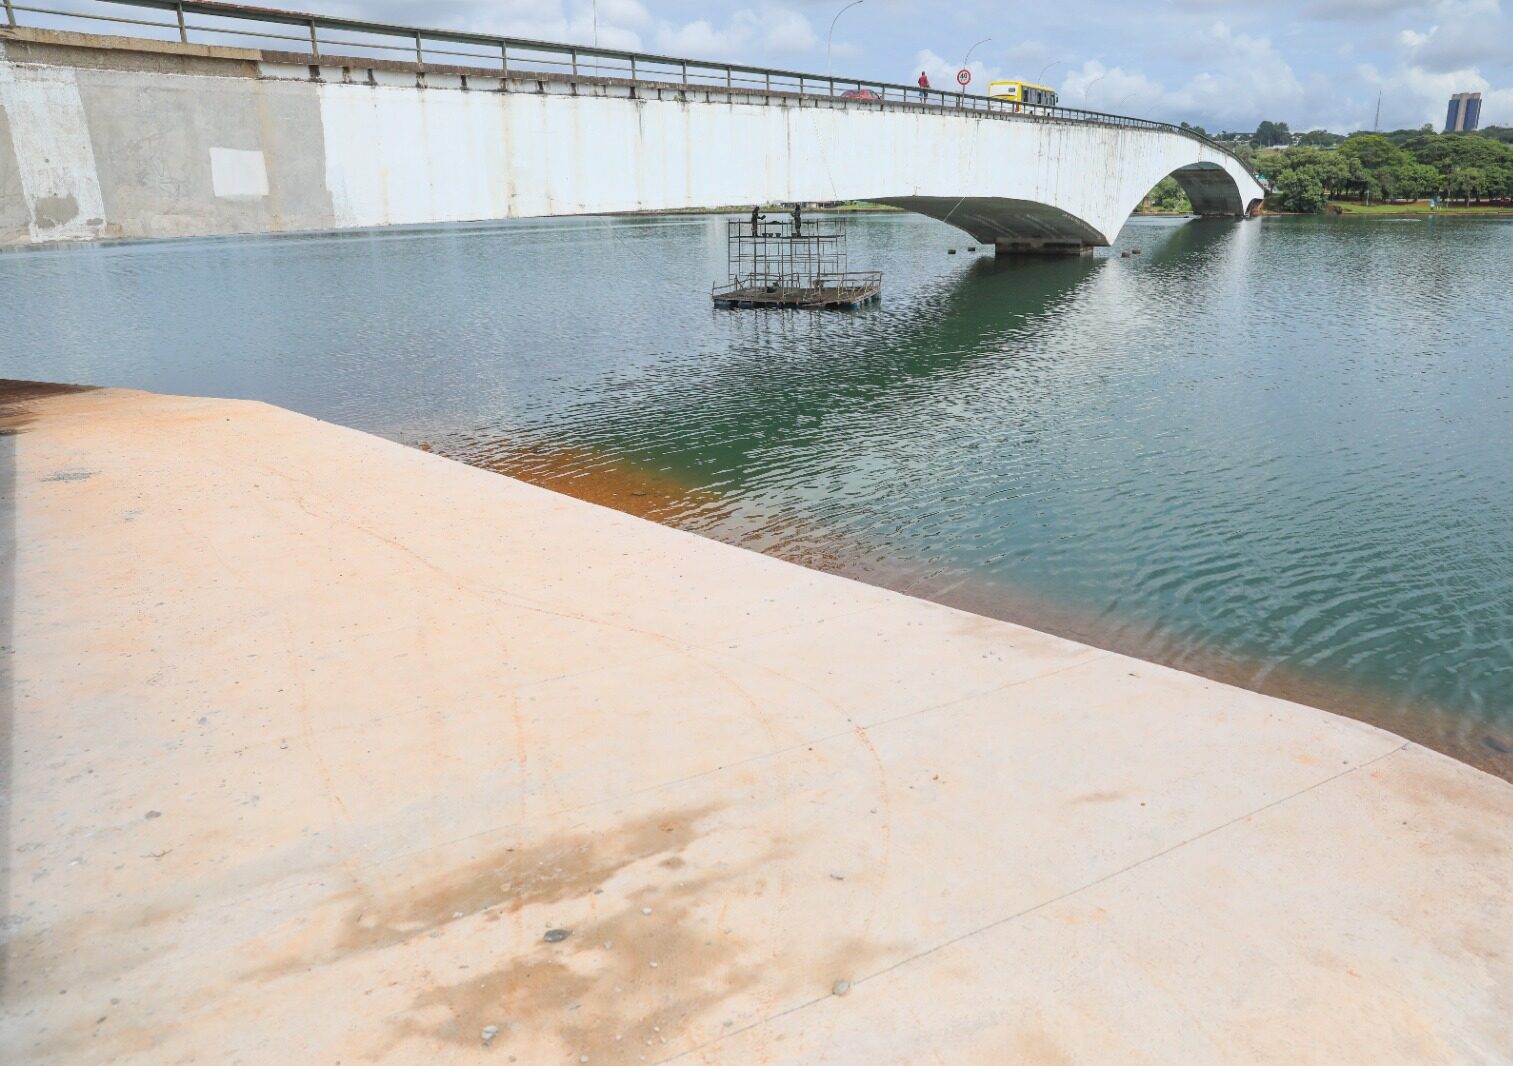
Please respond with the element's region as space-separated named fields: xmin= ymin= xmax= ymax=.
xmin=1140 ymin=123 xmax=1513 ymax=215
xmin=1211 ymin=122 xmax=1513 ymax=213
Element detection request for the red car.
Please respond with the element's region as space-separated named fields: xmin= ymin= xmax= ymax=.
xmin=841 ymin=88 xmax=881 ymax=101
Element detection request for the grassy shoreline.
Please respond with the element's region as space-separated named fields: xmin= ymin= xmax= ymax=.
xmin=1328 ymin=200 xmax=1513 ymax=217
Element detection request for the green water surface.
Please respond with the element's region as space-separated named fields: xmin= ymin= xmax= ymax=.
xmin=4 ymin=212 xmax=1510 ymax=761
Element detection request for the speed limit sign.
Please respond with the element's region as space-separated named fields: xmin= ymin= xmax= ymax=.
xmin=956 ymin=68 xmax=971 ymax=86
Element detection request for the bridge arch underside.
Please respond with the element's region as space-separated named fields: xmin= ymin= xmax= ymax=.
xmin=871 ymin=164 xmax=1258 ymax=256
xmin=871 ymin=197 xmax=1109 ymax=256
xmin=1169 ymin=162 xmax=1260 ymax=218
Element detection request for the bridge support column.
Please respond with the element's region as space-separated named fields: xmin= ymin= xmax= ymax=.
xmin=993 ymin=239 xmax=1094 ymax=257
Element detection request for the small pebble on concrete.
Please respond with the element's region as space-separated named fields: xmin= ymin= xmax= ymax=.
xmin=481 ymin=1024 xmax=500 ymax=1045
xmin=833 ymin=980 xmax=852 ymax=996
xmin=544 ymin=928 xmax=572 ymax=943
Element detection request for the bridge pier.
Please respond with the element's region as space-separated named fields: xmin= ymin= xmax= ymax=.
xmin=993 ymin=238 xmax=1094 ymax=257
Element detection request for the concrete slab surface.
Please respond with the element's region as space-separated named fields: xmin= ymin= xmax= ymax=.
xmin=1 ymin=384 xmax=1511 ymax=1064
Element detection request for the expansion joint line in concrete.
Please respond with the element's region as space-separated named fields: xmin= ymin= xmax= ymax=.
xmin=661 ymin=740 xmax=1414 ymax=1064
xmin=332 ymin=650 xmax=1100 ymax=886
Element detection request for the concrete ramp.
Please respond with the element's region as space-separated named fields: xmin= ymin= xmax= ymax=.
xmin=2 ymin=385 xmax=1510 ymax=1063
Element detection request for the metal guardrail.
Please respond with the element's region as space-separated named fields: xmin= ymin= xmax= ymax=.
xmin=2 ymin=0 xmax=1256 ymax=175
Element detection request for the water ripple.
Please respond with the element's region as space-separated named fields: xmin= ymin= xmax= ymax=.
xmin=3 ymin=211 xmax=1511 ymax=770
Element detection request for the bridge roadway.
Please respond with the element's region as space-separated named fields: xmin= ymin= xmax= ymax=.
xmin=0 ymin=18 xmax=1263 ymax=251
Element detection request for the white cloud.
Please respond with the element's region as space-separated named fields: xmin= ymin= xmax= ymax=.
xmin=654 ymin=5 xmax=818 ymax=61
xmin=1300 ymin=0 xmax=1421 ymax=18
xmin=656 ymin=16 xmax=746 ymax=55
xmin=321 ymin=0 xmax=647 ymax=47
xmin=242 ymin=0 xmax=1512 ymax=133
xmin=762 ymin=8 xmax=817 ymax=54
xmin=1358 ymin=59 xmax=1513 ymax=127
xmin=1057 ymin=23 xmax=1305 ymax=125
xmin=1395 ymin=0 xmax=1512 ymax=73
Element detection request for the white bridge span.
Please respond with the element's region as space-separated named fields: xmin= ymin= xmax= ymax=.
xmin=0 ymin=17 xmax=1263 ymax=251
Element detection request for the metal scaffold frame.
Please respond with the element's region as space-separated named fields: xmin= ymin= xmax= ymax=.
xmin=712 ymin=208 xmax=881 ymax=310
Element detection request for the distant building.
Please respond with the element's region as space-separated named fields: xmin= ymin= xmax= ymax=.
xmin=1445 ymin=92 xmax=1482 ymax=132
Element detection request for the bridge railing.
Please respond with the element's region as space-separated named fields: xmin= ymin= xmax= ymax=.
xmin=3 ymin=0 xmax=1255 ymax=174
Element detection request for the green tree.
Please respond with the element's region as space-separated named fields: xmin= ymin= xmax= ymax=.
xmin=1298 ymin=129 xmax=1344 ymax=147
xmin=1449 ymin=166 xmax=1488 ymax=204
xmin=1271 ymin=169 xmax=1328 ymax=212
xmin=1415 ymin=133 xmax=1510 ymax=173
xmin=1386 ymin=161 xmax=1441 ymax=200
xmin=1290 ymin=150 xmax=1356 ymax=199
xmin=1339 ymin=133 xmax=1406 ymax=171
xmin=1485 ymin=163 xmax=1513 ymax=199
xmin=1253 ymin=120 xmax=1292 ymax=147
xmin=1229 ymin=141 xmax=1260 ymax=170
xmin=1140 ymin=177 xmax=1193 ymax=213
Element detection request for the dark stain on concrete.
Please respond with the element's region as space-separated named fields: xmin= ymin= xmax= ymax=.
xmin=245 ymin=801 xmax=897 ymax=1061
xmin=31 ymin=194 xmax=79 ymax=230
xmin=0 ymin=380 xmax=95 ymax=436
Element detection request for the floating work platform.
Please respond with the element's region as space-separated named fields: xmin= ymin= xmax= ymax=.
xmin=712 ymin=271 xmax=883 ymax=309
xmin=714 ymin=211 xmax=882 ymax=310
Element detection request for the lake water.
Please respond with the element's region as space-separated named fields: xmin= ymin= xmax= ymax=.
xmin=4 ymin=212 xmax=1511 ymax=774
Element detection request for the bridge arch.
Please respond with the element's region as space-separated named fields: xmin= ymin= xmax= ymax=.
xmin=871 ymin=149 xmax=1262 ymax=255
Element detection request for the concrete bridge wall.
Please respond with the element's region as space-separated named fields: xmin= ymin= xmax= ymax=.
xmin=0 ymin=28 xmax=1264 ymax=250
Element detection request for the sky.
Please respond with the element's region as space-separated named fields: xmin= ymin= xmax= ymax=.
xmin=307 ymin=0 xmax=1511 ymax=133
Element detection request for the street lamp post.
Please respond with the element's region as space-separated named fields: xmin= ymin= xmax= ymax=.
xmin=1083 ymin=72 xmax=1107 ymax=107
xmin=961 ymin=37 xmax=990 ymax=93
xmin=1036 ymin=59 xmax=1063 ymax=84
xmin=827 ymin=0 xmax=864 ymax=82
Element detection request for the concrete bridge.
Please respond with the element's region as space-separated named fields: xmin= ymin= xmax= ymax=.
xmin=0 ymin=4 xmax=1264 ymax=252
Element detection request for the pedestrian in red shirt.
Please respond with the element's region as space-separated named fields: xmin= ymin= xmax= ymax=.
xmin=917 ymin=71 xmax=930 ymax=102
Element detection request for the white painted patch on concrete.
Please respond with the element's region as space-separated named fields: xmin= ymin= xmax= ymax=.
xmin=0 ymin=62 xmax=107 ymax=242
xmin=209 ymin=147 xmax=269 ymax=199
